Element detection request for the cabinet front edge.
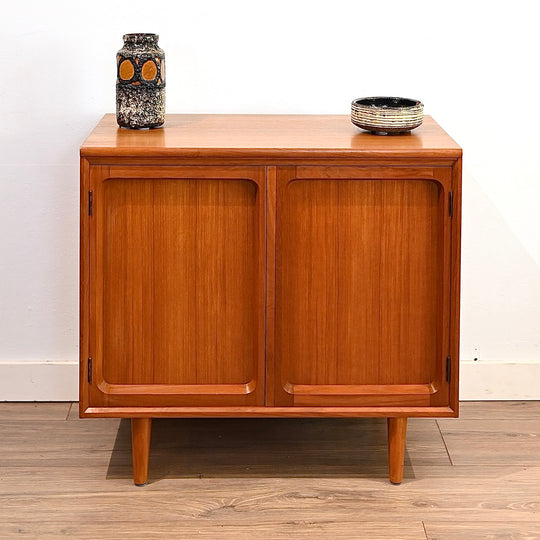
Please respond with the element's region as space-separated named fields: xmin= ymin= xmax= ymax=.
xmin=79 ymin=406 xmax=458 ymax=418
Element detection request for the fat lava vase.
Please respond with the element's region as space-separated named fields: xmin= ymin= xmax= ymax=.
xmin=116 ymin=33 xmax=165 ymax=129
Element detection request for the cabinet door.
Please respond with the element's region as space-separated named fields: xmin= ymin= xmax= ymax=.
xmin=271 ymin=166 xmax=455 ymax=408
xmin=85 ymin=165 xmax=266 ymax=408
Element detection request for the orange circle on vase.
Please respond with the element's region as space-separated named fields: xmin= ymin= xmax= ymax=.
xmin=119 ymin=59 xmax=134 ymax=80
xmin=160 ymin=60 xmax=165 ymax=81
xmin=141 ymin=60 xmax=158 ymax=81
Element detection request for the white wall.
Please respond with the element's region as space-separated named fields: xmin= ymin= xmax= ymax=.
xmin=1 ymin=0 xmax=539 ymax=400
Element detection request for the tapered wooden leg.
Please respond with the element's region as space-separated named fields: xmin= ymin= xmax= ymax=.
xmin=131 ymin=418 xmax=152 ymax=486
xmin=387 ymin=417 xmax=407 ymax=484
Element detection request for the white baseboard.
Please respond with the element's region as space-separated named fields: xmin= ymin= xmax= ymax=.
xmin=0 ymin=361 xmax=78 ymax=401
xmin=460 ymin=361 xmax=540 ymax=400
xmin=0 ymin=361 xmax=539 ymax=401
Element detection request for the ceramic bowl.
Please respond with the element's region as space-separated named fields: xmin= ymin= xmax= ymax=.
xmin=351 ymin=97 xmax=424 ymax=135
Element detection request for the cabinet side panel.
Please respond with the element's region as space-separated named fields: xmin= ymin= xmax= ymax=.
xmin=449 ymin=158 xmax=462 ymax=414
xmin=102 ymin=179 xmax=154 ymax=384
xmin=79 ymin=159 xmax=91 ymax=414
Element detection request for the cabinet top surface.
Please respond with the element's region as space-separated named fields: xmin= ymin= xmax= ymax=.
xmin=81 ymin=114 xmax=461 ymax=159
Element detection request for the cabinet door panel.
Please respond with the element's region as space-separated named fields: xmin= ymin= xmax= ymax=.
xmin=89 ymin=166 xmax=265 ymax=407
xmin=274 ymin=167 xmax=452 ymax=407
xmin=102 ymin=179 xmax=154 ymax=385
xmin=152 ymin=179 xmax=256 ymax=385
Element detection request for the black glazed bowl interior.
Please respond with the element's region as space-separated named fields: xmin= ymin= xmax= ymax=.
xmin=352 ymin=97 xmax=421 ymax=109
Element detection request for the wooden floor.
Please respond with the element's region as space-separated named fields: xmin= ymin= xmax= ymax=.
xmin=1 ymin=402 xmax=540 ymax=539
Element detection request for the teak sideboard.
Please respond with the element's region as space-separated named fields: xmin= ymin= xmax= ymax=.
xmin=80 ymin=114 xmax=462 ymax=485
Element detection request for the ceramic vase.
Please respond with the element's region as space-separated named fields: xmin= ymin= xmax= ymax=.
xmin=116 ymin=33 xmax=165 ymax=129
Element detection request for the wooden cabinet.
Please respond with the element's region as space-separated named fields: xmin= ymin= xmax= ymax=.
xmin=80 ymin=114 xmax=462 ymax=485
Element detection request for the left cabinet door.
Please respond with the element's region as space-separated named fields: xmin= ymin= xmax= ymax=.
xmin=82 ymin=164 xmax=266 ymax=408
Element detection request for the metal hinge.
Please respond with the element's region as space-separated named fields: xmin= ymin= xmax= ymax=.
xmin=88 ymin=357 xmax=92 ymax=383
xmin=88 ymin=191 xmax=93 ymax=216
xmin=446 ymin=356 xmax=451 ymax=383
xmin=448 ymin=191 xmax=454 ymax=218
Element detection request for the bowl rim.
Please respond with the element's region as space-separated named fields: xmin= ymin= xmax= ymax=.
xmin=351 ymin=96 xmax=423 ymax=109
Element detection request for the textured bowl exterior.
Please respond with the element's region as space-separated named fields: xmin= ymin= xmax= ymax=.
xmin=351 ymin=97 xmax=424 ymax=134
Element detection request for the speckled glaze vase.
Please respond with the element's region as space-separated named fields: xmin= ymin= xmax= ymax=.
xmin=116 ymin=33 xmax=165 ymax=129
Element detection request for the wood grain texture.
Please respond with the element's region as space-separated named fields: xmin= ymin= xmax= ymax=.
xmin=449 ymin=156 xmax=462 ymax=414
xmin=388 ymin=417 xmax=407 ymax=484
xmin=0 ymin=419 xmax=124 ymax=467
xmin=378 ymin=180 xmax=442 ymax=385
xmin=79 ymin=158 xmax=91 ymax=415
xmin=80 ymin=115 xmax=461 ymax=419
xmin=424 ymin=521 xmax=540 ymax=540
xmin=459 ymin=401 xmax=540 ymax=420
xmin=3 ymin=465 xmax=539 ymax=516
xmin=437 ymin=418 xmax=540 ymax=466
xmin=0 ymin=521 xmax=428 ymax=539
xmin=2 ymin=403 xmax=540 ymax=539
xmin=80 ymin=406 xmax=457 ymax=418
xmin=81 ymin=114 xmax=462 ymax=160
xmin=80 ymin=115 xmax=462 ymax=484
xmin=274 ymin=169 xmax=451 ymax=407
xmin=102 ymin=178 xmax=154 ymax=385
xmin=0 ymin=402 xmax=71 ymax=421
xmin=266 ymin=166 xmax=277 ymax=407
xmin=0 ymin=414 xmax=448 ymax=472
xmin=132 ymin=418 xmax=151 ymax=485
xmin=89 ymin=166 xmax=266 ymax=407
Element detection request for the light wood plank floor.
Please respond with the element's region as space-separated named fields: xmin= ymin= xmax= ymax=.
xmin=1 ymin=402 xmax=539 ymax=539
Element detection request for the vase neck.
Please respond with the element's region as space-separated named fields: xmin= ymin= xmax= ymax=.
xmin=123 ymin=33 xmax=159 ymax=47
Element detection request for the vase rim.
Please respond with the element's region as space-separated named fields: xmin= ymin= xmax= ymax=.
xmin=123 ymin=33 xmax=159 ymax=42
